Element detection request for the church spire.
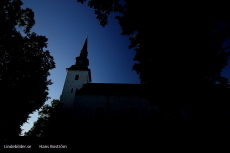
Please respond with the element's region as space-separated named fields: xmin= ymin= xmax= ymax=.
xmin=68 ymin=37 xmax=89 ymax=70
xmin=78 ymin=36 xmax=88 ymax=58
xmin=61 ymin=36 xmax=91 ymax=111
xmin=81 ymin=35 xmax=87 ymax=55
xmin=75 ymin=36 xmax=89 ymax=69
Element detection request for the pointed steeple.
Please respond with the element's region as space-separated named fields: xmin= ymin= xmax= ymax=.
xmin=81 ymin=36 xmax=87 ymax=55
xmin=79 ymin=36 xmax=88 ymax=58
xmin=68 ymin=36 xmax=89 ymax=70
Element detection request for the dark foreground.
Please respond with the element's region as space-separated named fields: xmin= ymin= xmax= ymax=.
xmin=2 ymin=125 xmax=229 ymax=151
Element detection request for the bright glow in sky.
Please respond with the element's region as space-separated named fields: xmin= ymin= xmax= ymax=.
xmin=20 ymin=0 xmax=140 ymax=134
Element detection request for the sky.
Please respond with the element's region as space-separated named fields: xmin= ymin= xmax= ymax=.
xmin=19 ymin=0 xmax=230 ymax=134
xmin=20 ymin=0 xmax=140 ymax=134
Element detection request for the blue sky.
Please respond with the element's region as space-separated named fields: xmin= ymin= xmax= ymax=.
xmin=20 ymin=0 xmax=230 ymax=134
xmin=20 ymin=0 xmax=140 ymax=134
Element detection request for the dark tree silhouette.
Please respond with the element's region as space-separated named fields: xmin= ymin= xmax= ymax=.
xmin=1 ymin=0 xmax=55 ymax=137
xmin=24 ymin=99 xmax=60 ymax=137
xmin=76 ymin=1 xmax=230 ymax=123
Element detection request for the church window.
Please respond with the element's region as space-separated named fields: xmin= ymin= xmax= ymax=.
xmin=75 ymin=75 xmax=79 ymax=80
xmin=129 ymin=107 xmax=139 ymax=121
xmin=71 ymin=88 xmax=73 ymax=93
xmin=94 ymin=107 xmax=105 ymax=124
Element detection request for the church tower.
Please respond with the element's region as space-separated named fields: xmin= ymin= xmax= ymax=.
xmin=60 ymin=37 xmax=91 ymax=110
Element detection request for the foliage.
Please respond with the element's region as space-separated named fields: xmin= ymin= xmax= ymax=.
xmin=24 ymin=99 xmax=60 ymax=137
xmin=0 ymin=0 xmax=55 ymax=137
xmin=77 ymin=1 xmax=230 ymax=120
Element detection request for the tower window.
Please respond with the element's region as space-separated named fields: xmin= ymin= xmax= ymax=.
xmin=71 ymin=88 xmax=73 ymax=93
xmin=75 ymin=75 xmax=79 ymax=80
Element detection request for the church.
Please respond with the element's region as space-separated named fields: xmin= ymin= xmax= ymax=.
xmin=58 ymin=37 xmax=192 ymax=129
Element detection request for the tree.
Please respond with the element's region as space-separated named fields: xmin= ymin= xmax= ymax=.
xmin=1 ymin=0 xmax=55 ymax=137
xmin=77 ymin=1 xmax=230 ymax=123
xmin=24 ymin=99 xmax=60 ymax=137
xmin=24 ymin=99 xmax=77 ymax=142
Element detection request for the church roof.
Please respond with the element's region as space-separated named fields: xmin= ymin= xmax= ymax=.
xmin=76 ymin=83 xmax=150 ymax=96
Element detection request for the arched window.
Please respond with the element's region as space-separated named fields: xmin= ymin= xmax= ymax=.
xmin=75 ymin=75 xmax=79 ymax=80
xmin=94 ymin=107 xmax=105 ymax=124
xmin=71 ymin=88 xmax=73 ymax=93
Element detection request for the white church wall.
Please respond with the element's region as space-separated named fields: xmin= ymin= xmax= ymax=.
xmin=60 ymin=70 xmax=91 ymax=110
xmin=74 ymin=94 xmax=107 ymax=121
xmin=109 ymin=95 xmax=150 ymax=120
xmin=74 ymin=94 xmax=151 ymax=124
